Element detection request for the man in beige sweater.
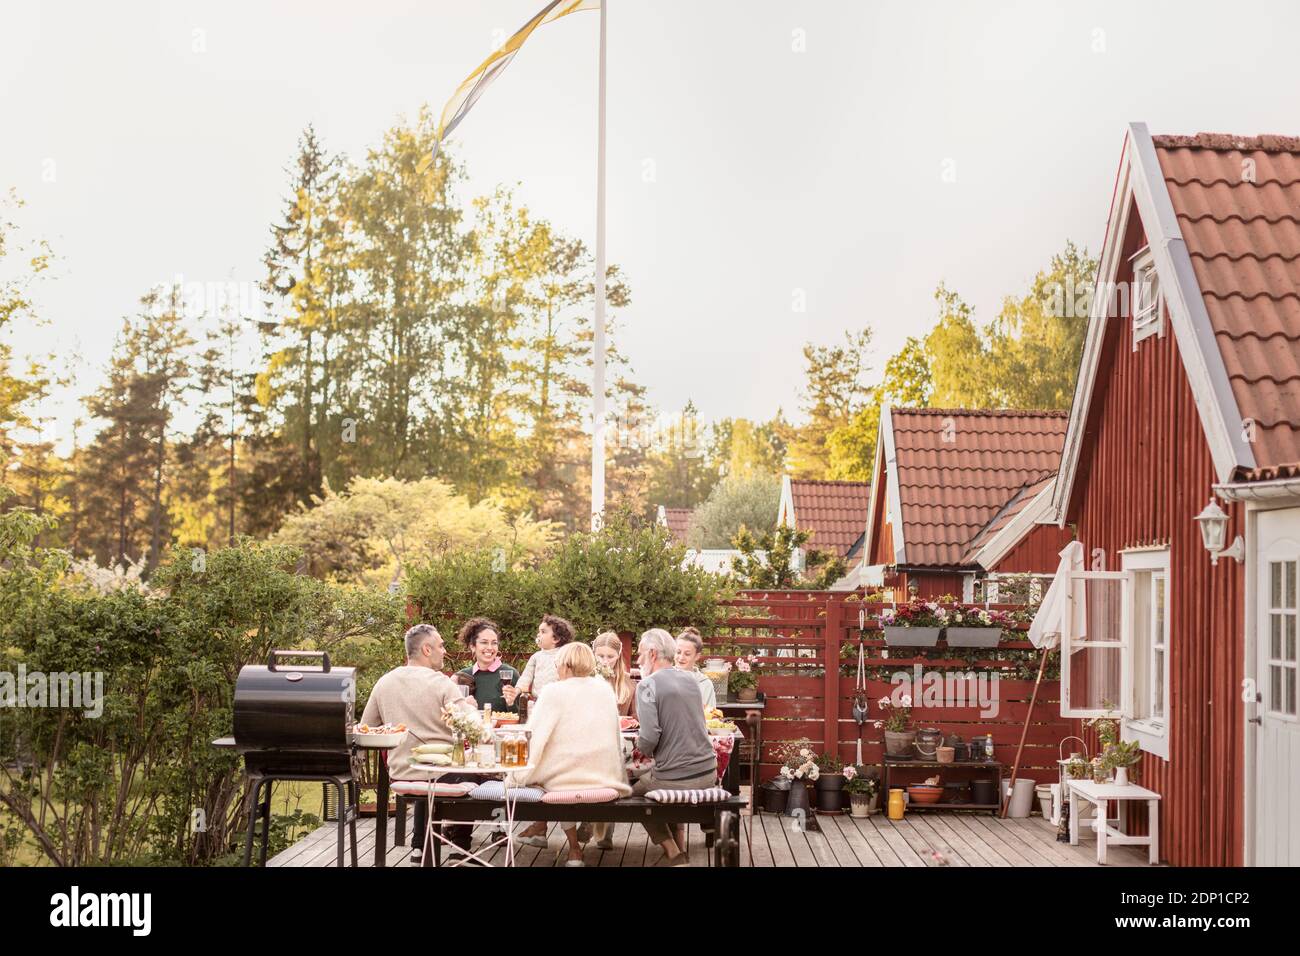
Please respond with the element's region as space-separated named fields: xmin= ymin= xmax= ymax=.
xmin=360 ymin=623 xmax=475 ymax=862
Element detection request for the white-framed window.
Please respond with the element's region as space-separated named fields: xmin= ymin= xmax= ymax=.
xmin=1130 ymin=247 xmax=1163 ymax=348
xmin=1122 ymin=548 xmax=1171 ymax=758
xmin=1060 ymin=570 xmax=1130 ymax=718
xmin=1266 ymin=558 xmax=1298 ymax=719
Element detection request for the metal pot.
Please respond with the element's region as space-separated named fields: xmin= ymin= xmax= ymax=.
xmin=915 ymin=727 xmax=944 ymax=759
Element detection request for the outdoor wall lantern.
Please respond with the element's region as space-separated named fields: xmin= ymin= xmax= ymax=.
xmin=1195 ymin=497 xmax=1244 ymax=565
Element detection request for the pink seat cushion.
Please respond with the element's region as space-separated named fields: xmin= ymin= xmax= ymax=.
xmin=540 ymin=787 xmax=622 ymax=804
xmin=390 ymin=779 xmax=476 ymax=798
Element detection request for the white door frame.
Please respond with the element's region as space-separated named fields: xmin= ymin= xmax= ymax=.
xmin=1243 ymin=498 xmax=1300 ymax=866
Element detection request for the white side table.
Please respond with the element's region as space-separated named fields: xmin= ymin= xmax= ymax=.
xmin=1067 ymin=779 xmax=1160 ymax=865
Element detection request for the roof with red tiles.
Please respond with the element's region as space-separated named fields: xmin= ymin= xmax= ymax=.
xmin=1153 ymin=133 xmax=1300 ymax=473
xmin=785 ymin=479 xmax=871 ymax=559
xmin=889 ymin=408 xmax=1068 ymax=566
xmin=658 ymin=506 xmax=693 ymax=545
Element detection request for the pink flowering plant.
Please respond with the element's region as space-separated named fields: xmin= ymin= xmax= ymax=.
xmin=843 ymin=764 xmax=878 ymax=797
xmin=727 ymin=653 xmax=760 ymax=693
xmin=945 ymin=605 xmax=1014 ymax=629
xmin=877 ymin=599 xmax=948 ymax=629
xmin=878 ymin=693 xmax=913 ymax=733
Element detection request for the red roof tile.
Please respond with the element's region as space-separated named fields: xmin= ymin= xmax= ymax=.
xmin=889 ymin=408 xmax=1067 ymax=566
xmin=659 ymin=507 xmax=693 ymax=545
xmin=787 ymin=479 xmax=871 ymax=559
xmin=1153 ymin=133 xmax=1300 ymax=472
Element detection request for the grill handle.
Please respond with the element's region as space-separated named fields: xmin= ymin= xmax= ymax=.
xmin=267 ymin=649 xmax=332 ymax=673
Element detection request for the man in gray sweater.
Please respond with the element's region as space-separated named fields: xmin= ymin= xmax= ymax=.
xmin=632 ymin=628 xmax=717 ymax=865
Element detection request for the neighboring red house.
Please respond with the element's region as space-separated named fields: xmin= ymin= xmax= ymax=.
xmin=655 ymin=505 xmax=693 ymax=545
xmin=776 ymin=477 xmax=871 ymax=589
xmin=862 ymin=406 xmax=1073 ymax=600
xmin=1035 ymin=125 xmax=1300 ymax=866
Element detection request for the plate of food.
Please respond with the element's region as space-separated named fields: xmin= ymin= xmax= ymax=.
xmin=352 ymin=723 xmax=407 ymax=748
xmin=619 ymin=716 xmax=639 ymax=732
xmin=492 ymin=712 xmax=521 ymax=727
xmin=706 ymin=718 xmax=738 ymax=736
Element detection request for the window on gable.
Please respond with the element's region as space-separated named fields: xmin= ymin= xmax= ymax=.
xmin=1130 ymin=247 xmax=1163 ymax=348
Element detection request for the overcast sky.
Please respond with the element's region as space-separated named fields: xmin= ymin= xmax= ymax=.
xmin=4 ymin=0 xmax=1300 ymax=448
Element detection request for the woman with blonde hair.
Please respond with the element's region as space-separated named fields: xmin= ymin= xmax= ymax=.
xmin=513 ymin=641 xmax=630 ymax=865
xmin=592 ymin=631 xmax=637 ymax=717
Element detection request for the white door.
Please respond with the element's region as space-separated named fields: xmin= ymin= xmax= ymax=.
xmin=1255 ymin=508 xmax=1300 ymax=866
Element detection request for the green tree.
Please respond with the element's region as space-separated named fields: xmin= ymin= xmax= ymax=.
xmin=826 ymin=336 xmax=932 ymax=479
xmin=988 ymin=241 xmax=1096 ymax=409
xmin=686 ymin=473 xmax=781 ymax=549
xmin=730 ymin=523 xmax=845 ymax=589
xmin=645 ymin=401 xmax=717 ymax=510
xmin=784 ymin=328 xmax=873 ymax=478
xmin=925 ymin=284 xmax=996 ymax=408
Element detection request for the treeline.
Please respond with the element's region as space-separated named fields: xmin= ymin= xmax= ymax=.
xmin=0 ymin=111 xmax=1096 ymax=575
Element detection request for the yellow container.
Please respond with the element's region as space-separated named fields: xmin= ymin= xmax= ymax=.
xmin=887 ymin=788 xmax=906 ymax=820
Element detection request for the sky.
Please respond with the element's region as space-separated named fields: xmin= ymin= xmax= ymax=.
xmin=4 ymin=0 xmax=1300 ymax=449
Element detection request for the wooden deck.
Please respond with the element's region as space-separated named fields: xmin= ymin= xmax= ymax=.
xmin=270 ymin=800 xmax=1154 ymax=868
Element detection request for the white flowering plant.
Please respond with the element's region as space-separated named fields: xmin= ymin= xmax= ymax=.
xmin=777 ymin=742 xmax=820 ymax=781
xmin=878 ymin=694 xmax=913 ymax=733
xmin=443 ymin=706 xmax=489 ymax=744
xmin=945 ymin=605 xmax=1014 ymax=628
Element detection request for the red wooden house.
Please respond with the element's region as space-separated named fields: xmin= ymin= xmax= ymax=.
xmin=862 ymin=406 xmax=1074 ymax=600
xmin=1035 ymin=125 xmax=1300 ymax=866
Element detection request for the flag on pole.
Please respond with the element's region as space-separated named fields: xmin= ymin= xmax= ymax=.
xmin=420 ymin=0 xmax=600 ymax=171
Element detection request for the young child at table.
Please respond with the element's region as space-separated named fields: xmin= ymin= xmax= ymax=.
xmin=593 ymin=631 xmax=636 ymax=717
xmin=514 ymin=614 xmax=576 ymax=847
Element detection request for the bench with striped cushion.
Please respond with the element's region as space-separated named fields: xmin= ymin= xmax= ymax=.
xmin=644 ymin=787 xmax=732 ymax=804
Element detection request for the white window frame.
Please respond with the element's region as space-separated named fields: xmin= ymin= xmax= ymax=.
xmin=1060 ymin=570 xmax=1132 ymax=719
xmin=1130 ymin=246 xmax=1164 ymax=348
xmin=1265 ymin=557 xmax=1299 ymax=721
xmin=1121 ymin=547 xmax=1171 ymax=759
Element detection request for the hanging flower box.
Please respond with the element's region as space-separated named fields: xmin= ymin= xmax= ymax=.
xmin=878 ymin=600 xmax=947 ymax=646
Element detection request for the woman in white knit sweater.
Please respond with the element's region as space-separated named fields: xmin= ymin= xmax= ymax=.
xmin=515 ymin=641 xmax=631 ymax=865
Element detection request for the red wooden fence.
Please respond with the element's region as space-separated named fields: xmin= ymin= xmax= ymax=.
xmin=710 ymin=592 xmax=1071 ymax=785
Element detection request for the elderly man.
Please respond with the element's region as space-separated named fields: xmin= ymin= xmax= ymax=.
xmin=360 ymin=623 xmax=475 ymax=864
xmin=631 ymin=627 xmax=717 ymax=866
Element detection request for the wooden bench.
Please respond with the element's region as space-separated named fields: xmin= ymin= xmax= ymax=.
xmin=422 ymin=795 xmax=747 ymax=867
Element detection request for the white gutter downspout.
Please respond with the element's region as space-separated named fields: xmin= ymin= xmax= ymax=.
xmin=1214 ymin=478 xmax=1300 ymax=501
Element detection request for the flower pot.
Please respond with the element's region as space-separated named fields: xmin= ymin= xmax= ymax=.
xmin=970 ymin=779 xmax=997 ymax=806
xmin=815 ymin=773 xmax=845 ymax=812
xmin=735 ymin=686 xmax=759 ymax=702
xmin=1035 ymin=784 xmax=1053 ymax=818
xmin=761 ymin=781 xmax=789 ymax=814
xmin=884 ymin=729 xmax=916 ymax=757
xmin=784 ymin=779 xmax=812 ymax=818
xmin=849 ymin=793 xmax=877 ymax=818
xmin=883 ymin=626 xmax=943 ymax=647
xmin=936 ymin=746 xmax=955 ymax=764
xmin=945 ymin=626 xmax=1002 ymax=648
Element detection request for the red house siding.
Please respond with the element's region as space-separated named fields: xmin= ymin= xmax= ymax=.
xmin=1063 ymin=208 xmax=1246 ymax=866
xmin=993 ymin=524 xmax=1076 ymax=573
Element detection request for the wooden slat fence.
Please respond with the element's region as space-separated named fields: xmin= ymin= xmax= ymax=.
xmin=710 ymin=592 xmax=1070 ymax=785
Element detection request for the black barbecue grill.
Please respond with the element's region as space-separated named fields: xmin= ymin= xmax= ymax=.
xmin=226 ymin=650 xmax=361 ymax=867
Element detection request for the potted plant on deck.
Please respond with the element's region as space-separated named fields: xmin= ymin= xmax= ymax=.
xmin=1102 ymin=739 xmax=1141 ymax=786
xmin=880 ymin=600 xmax=948 ymax=647
xmin=778 ymin=743 xmax=820 ymax=817
xmin=944 ymin=605 xmax=1012 ymax=648
xmin=879 ymin=693 xmax=915 ymax=757
xmin=843 ymin=764 xmax=879 ymax=817
xmin=814 ymin=752 xmax=845 ymax=812
xmin=728 ymin=653 xmax=761 ymax=702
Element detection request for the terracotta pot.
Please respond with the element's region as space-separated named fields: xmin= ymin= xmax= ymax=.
xmin=736 ymin=686 xmax=759 ymax=702
xmin=936 ymin=746 xmax=955 ymax=764
xmin=884 ymin=729 xmax=916 ymax=757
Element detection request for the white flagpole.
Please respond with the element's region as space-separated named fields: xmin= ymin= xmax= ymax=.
xmin=590 ymin=0 xmax=608 ymax=531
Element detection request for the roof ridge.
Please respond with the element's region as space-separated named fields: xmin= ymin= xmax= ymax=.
xmin=1154 ymin=132 xmax=1300 ymax=152
xmin=891 ymin=407 xmax=1068 ymax=417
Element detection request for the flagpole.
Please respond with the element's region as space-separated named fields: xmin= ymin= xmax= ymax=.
xmin=590 ymin=0 xmax=608 ymax=531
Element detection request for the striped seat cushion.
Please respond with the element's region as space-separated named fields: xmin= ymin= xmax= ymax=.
xmin=468 ymin=780 xmax=545 ymax=802
xmin=390 ymin=779 xmax=476 ymax=798
xmin=645 ymin=787 xmax=731 ymax=804
xmin=539 ymin=787 xmax=622 ymax=804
